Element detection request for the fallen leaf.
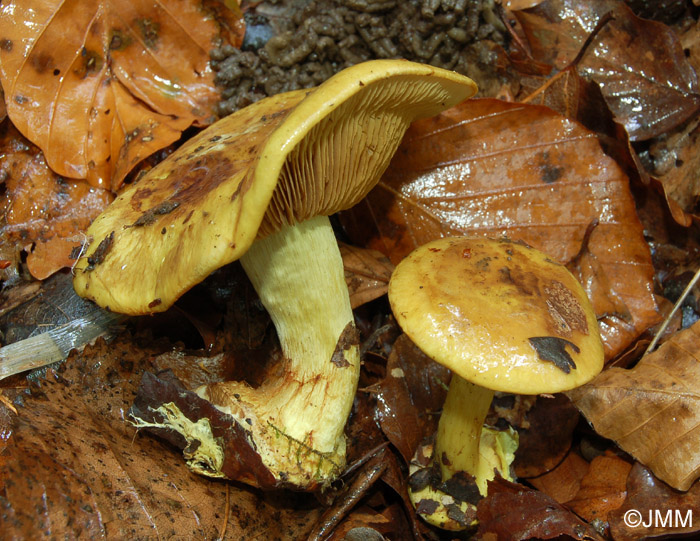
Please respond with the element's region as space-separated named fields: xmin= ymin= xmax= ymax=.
xmin=373 ymin=334 xmax=450 ymax=465
xmin=0 ymin=0 xmax=244 ymax=189
xmin=650 ymin=118 xmax=700 ymax=219
xmin=565 ymin=452 xmax=632 ymax=524
xmin=476 ymin=477 xmax=605 ymax=540
xmin=608 ymin=463 xmax=700 ymax=541
xmin=568 ymin=320 xmax=700 ymax=491
xmin=0 ymin=337 xmax=321 ymax=539
xmin=513 ymin=0 xmax=700 ymax=140
xmin=528 ymin=450 xmax=590 ymax=503
xmin=513 ymin=394 xmax=581 ymax=479
xmin=340 ymin=98 xmax=659 ymax=359
xmin=0 ymin=122 xmax=112 ymax=279
xmin=341 ymin=243 xmax=394 ymax=310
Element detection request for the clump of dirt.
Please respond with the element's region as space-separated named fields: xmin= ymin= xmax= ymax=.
xmin=211 ymin=0 xmax=510 ymax=116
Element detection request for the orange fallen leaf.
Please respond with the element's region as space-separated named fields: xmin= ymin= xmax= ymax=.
xmin=0 ymin=122 xmax=112 ymax=279
xmin=340 ymin=98 xmax=660 ymax=359
xmin=568 ymin=320 xmax=700 ymax=491
xmin=0 ymin=0 xmax=244 ymax=190
xmin=528 ymin=451 xmax=590 ymax=504
xmin=565 ymin=452 xmax=632 ymax=523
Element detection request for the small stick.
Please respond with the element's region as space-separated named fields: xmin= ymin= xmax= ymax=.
xmin=644 ymin=266 xmax=700 ymax=356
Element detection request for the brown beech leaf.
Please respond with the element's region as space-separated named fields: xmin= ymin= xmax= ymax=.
xmin=521 ymin=66 xmax=595 ymax=121
xmin=564 ymin=452 xmax=632 ymax=524
xmin=513 ymin=0 xmax=700 ymax=140
xmin=608 ymin=463 xmax=700 ymax=541
xmin=373 ymin=334 xmax=450 ymax=465
xmin=568 ymin=320 xmax=700 ymax=491
xmin=513 ymin=394 xmax=581 ymax=479
xmin=0 ymin=337 xmax=320 ymax=539
xmin=476 ymin=477 xmax=605 ymax=540
xmin=651 ymin=118 xmax=700 ymax=220
xmin=0 ymin=0 xmax=244 ymax=190
xmin=340 ymin=98 xmax=659 ymax=359
xmin=528 ymin=451 xmax=590 ymax=504
xmin=340 ymin=243 xmax=394 ymax=310
xmin=0 ymin=122 xmax=112 ymax=279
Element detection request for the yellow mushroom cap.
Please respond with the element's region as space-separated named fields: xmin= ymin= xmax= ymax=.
xmin=388 ymin=237 xmax=604 ymax=394
xmin=73 ymin=60 xmax=477 ymax=314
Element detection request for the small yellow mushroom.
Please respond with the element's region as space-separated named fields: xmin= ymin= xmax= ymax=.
xmin=388 ymin=236 xmax=604 ymax=529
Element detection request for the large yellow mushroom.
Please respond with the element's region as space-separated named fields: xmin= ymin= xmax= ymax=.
xmin=388 ymin=236 xmax=604 ymax=529
xmin=72 ymin=60 xmax=477 ymax=489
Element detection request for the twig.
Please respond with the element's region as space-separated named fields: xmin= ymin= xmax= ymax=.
xmin=644 ymin=266 xmax=700 ymax=356
xmin=217 ymin=484 xmax=230 ymax=540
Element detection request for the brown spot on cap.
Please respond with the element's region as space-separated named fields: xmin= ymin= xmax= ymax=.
xmin=544 ymin=280 xmax=589 ymax=336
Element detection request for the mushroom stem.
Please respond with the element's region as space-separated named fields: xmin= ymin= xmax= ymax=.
xmin=435 ymin=375 xmax=494 ymax=485
xmin=199 ymin=215 xmax=360 ymax=487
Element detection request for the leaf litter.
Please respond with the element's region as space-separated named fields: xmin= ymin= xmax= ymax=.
xmin=3 ymin=0 xmax=700 ymax=539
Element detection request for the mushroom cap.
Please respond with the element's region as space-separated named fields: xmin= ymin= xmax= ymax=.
xmin=73 ymin=60 xmax=477 ymax=314
xmin=388 ymin=236 xmax=604 ymax=394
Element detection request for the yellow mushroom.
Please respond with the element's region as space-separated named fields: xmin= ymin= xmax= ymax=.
xmin=388 ymin=236 xmax=604 ymax=529
xmin=72 ymin=60 xmax=478 ymax=489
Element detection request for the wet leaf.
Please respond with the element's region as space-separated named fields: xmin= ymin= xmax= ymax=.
xmin=564 ymin=452 xmax=632 ymax=524
xmin=476 ymin=477 xmax=605 ymax=540
xmin=340 ymin=243 xmax=394 ymax=310
xmin=0 ymin=337 xmax=320 ymax=539
xmin=0 ymin=0 xmax=244 ymax=189
xmin=0 ymin=122 xmax=112 ymax=279
xmin=568 ymin=320 xmax=700 ymax=491
xmin=373 ymin=334 xmax=450 ymax=465
xmin=513 ymin=0 xmax=700 ymax=140
xmin=608 ymin=463 xmax=700 ymax=541
xmin=340 ymin=98 xmax=659 ymax=359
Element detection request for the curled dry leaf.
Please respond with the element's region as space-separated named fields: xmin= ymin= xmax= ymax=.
xmin=608 ymin=463 xmax=700 ymax=541
xmin=340 ymin=98 xmax=659 ymax=359
xmin=0 ymin=0 xmax=244 ymax=190
xmin=568 ymin=320 xmax=700 ymax=491
xmin=340 ymin=242 xmax=394 ymax=310
xmin=0 ymin=122 xmax=112 ymax=279
xmin=512 ymin=0 xmax=700 ymax=141
xmin=0 ymin=337 xmax=320 ymax=539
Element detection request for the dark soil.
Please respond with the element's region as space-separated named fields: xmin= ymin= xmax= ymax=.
xmin=211 ymin=0 xmax=510 ymax=116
